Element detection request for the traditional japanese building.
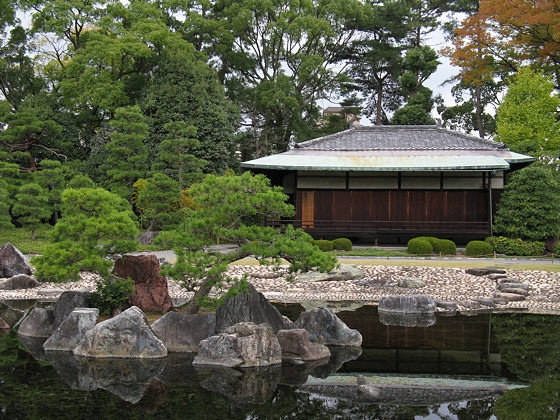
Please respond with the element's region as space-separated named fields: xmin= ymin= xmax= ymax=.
xmin=241 ymin=125 xmax=534 ymax=242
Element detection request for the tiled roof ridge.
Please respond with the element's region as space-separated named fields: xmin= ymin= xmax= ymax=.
xmin=294 ymin=125 xmax=507 ymax=151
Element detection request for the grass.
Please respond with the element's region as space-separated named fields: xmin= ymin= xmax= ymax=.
xmin=0 ymin=226 xmax=52 ymax=255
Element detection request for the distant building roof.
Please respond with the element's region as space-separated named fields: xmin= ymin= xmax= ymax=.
xmin=241 ymin=125 xmax=534 ymax=172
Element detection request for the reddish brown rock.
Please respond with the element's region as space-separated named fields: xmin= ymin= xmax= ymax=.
xmin=112 ymin=255 xmax=172 ymax=312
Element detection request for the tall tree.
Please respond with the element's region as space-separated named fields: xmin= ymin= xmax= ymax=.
xmin=496 ymin=67 xmax=560 ymax=162
xmin=12 ymin=183 xmax=51 ymax=239
xmin=34 ymin=159 xmax=65 ymax=223
xmin=104 ymin=105 xmax=148 ymax=202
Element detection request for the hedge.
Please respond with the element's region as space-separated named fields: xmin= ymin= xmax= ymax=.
xmin=466 ymin=240 xmax=493 ymax=256
xmin=313 ymin=240 xmax=334 ymax=252
xmin=485 ymin=236 xmax=546 ymax=256
xmin=438 ymin=239 xmax=457 ymax=255
xmin=332 ymin=237 xmax=352 ymax=251
xmin=407 ymin=238 xmax=433 ymax=255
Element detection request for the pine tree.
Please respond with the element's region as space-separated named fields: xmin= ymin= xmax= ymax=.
xmin=12 ymin=183 xmax=51 ymax=239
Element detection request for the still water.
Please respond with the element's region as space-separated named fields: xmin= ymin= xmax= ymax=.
xmin=1 ymin=303 xmax=560 ymax=419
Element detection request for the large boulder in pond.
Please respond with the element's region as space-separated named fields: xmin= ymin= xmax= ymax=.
xmin=0 ymin=302 xmax=26 ymax=328
xmin=0 ymin=242 xmax=32 ymax=278
xmin=193 ymin=322 xmax=282 ymax=368
xmin=276 ymin=329 xmax=330 ymax=361
xmin=216 ymin=283 xmax=293 ymax=333
xmin=18 ymin=307 xmax=55 ymax=337
xmin=378 ymin=295 xmax=436 ymax=314
xmin=294 ymin=307 xmax=362 ymax=347
xmin=43 ymin=308 xmax=99 ymax=351
xmin=73 ymin=306 xmax=167 ymax=358
xmin=0 ymin=274 xmax=40 ymax=290
xmin=54 ymin=291 xmax=90 ymax=329
xmin=112 ymin=254 xmax=172 ymax=313
xmin=151 ymin=312 xmax=216 ymax=352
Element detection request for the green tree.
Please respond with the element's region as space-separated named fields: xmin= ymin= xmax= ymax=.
xmin=136 ymin=173 xmax=181 ymax=231
xmin=104 ymin=105 xmax=148 ymax=202
xmin=0 ymin=186 xmax=13 ymax=229
xmin=34 ymin=159 xmax=65 ymax=224
xmin=496 ymin=67 xmax=560 ymax=162
xmin=158 ymin=172 xmax=337 ymax=314
xmin=493 ymin=165 xmax=560 ymax=243
xmin=154 ymin=121 xmax=207 ymax=189
xmin=32 ymin=187 xmax=138 ymax=282
xmin=66 ymin=174 xmax=96 ymax=189
xmin=12 ymin=183 xmax=51 ymax=239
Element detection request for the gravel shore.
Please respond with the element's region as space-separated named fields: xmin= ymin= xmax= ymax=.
xmin=2 ymin=264 xmax=560 ymax=315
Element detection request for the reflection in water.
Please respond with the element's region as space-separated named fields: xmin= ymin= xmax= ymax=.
xmin=194 ymin=364 xmax=282 ymax=404
xmin=378 ymin=311 xmax=436 ymax=327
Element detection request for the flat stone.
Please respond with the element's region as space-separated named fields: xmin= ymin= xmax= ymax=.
xmin=497 ymin=278 xmax=522 ymax=285
xmin=494 ymin=292 xmax=526 ymax=302
xmin=475 ymin=298 xmax=496 ymax=308
xmin=497 ymin=283 xmax=529 ymax=291
xmin=151 ymin=312 xmax=216 ymax=352
xmin=459 ymin=300 xmax=483 ymax=310
xmin=43 ymin=308 xmax=99 ymax=351
xmin=465 ymin=268 xmax=506 ymax=276
xmin=436 ymin=301 xmax=458 ymax=311
xmin=500 ymin=288 xmax=529 ymax=296
xmin=487 ymin=274 xmax=508 ymax=281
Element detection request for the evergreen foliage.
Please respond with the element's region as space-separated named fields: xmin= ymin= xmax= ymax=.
xmin=332 ymin=238 xmax=353 ymax=251
xmin=493 ymin=165 xmax=560 ymax=242
xmin=12 ymin=183 xmax=51 ymax=239
xmin=88 ymin=276 xmax=134 ymax=315
xmin=136 ymin=173 xmax=182 ymax=231
xmin=0 ymin=187 xmax=14 ymax=229
xmin=466 ymin=240 xmax=493 ymax=256
xmin=407 ymin=237 xmax=433 ymax=254
xmin=32 ymin=188 xmax=138 ymax=282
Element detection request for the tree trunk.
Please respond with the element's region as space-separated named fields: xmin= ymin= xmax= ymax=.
xmin=376 ymin=79 xmax=384 ymax=126
xmin=475 ymin=83 xmax=485 ymax=138
xmin=31 ymin=228 xmax=36 ymax=240
xmin=184 ymin=277 xmax=216 ymax=314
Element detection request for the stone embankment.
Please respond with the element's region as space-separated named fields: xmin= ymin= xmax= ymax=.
xmin=2 ymin=264 xmax=560 ymax=314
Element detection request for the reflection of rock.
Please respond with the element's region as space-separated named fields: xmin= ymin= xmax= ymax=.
xmin=296 ymin=264 xmax=365 ymax=282
xmin=378 ymin=311 xmax=436 ymax=327
xmin=151 ymin=312 xmax=215 ymax=352
xmin=216 ymin=283 xmax=293 ymax=333
xmin=295 ymin=307 xmax=362 ymax=346
xmin=112 ymin=254 xmax=172 ymax=312
xmin=73 ymin=356 xmax=167 ymax=403
xmin=18 ymin=335 xmax=48 ymax=361
xmin=277 ymin=329 xmax=330 ymax=361
xmin=300 ymin=301 xmax=364 ymax=313
xmin=280 ymin=358 xmax=331 ymax=385
xmin=194 ymin=322 xmax=282 ymax=367
xmin=156 ymin=352 xmax=199 ymax=386
xmin=73 ymin=306 xmax=167 ymax=358
xmin=44 ymin=350 xmax=97 ymax=391
xmin=53 ymin=291 xmax=90 ymax=329
xmin=0 ymin=242 xmax=32 ymax=277
xmin=378 ymin=295 xmax=436 ymax=314
xmin=194 ymin=364 xmax=281 ymax=404
xmin=44 ymin=308 xmax=99 ymax=351
xmin=18 ymin=307 xmax=55 ymax=337
xmin=310 ymin=346 xmax=363 ymax=379
xmin=0 ymin=301 xmax=25 ymax=328
xmin=131 ymin=379 xmax=167 ymax=414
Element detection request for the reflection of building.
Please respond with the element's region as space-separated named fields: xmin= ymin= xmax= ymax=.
xmin=322 ymin=107 xmax=361 ymax=126
xmin=241 ymin=125 xmax=534 ymax=241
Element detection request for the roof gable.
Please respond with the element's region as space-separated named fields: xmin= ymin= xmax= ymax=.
xmin=296 ymin=125 xmax=507 ymax=151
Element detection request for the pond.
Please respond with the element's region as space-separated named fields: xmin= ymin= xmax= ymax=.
xmin=1 ymin=303 xmax=560 ymax=419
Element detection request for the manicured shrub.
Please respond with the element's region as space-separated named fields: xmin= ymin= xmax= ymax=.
xmin=313 ymin=239 xmax=334 ymax=251
xmin=466 ymin=240 xmax=493 ymax=256
xmin=416 ymin=236 xmax=440 ymax=253
xmin=332 ymin=237 xmax=352 ymax=251
xmin=438 ymin=239 xmax=457 ymax=255
xmin=407 ymin=238 xmax=433 ymax=255
xmin=485 ymin=236 xmax=546 ymax=256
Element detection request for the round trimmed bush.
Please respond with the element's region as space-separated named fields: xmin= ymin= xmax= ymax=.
xmin=407 ymin=238 xmax=433 ymax=255
xmin=438 ymin=239 xmax=457 ymax=255
xmin=313 ymin=239 xmax=334 ymax=252
xmin=466 ymin=240 xmax=493 ymax=256
xmin=332 ymin=237 xmax=352 ymax=251
xmin=416 ymin=236 xmax=440 ymax=253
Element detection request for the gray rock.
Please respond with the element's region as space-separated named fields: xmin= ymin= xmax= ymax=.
xmin=497 ymin=283 xmax=529 ymax=291
xmin=43 ymin=308 xmax=99 ymax=351
xmin=398 ymin=276 xmax=425 ymax=289
xmin=465 ymin=268 xmax=506 ymax=276
xmin=151 ymin=312 xmax=216 ymax=352
xmin=54 ymin=291 xmax=90 ymax=329
xmin=358 ymin=384 xmax=382 ymax=400
xmin=0 ymin=302 xmax=26 ymax=328
xmin=193 ymin=322 xmax=282 ymax=368
xmin=0 ymin=242 xmax=32 ymax=278
xmin=487 ymin=273 xmax=508 ymax=281
xmin=216 ymin=283 xmax=294 ymax=333
xmin=73 ymin=306 xmax=167 ymax=358
xmin=296 ymin=264 xmax=364 ymax=282
xmin=459 ymin=300 xmax=483 ymax=310
xmin=0 ymin=274 xmax=40 ymax=290
xmin=378 ymin=311 xmax=436 ymax=327
xmin=18 ymin=307 xmax=55 ymax=337
xmin=378 ymin=295 xmax=436 ymax=314
xmin=137 ymin=231 xmax=159 ymax=245
xmin=475 ymin=298 xmax=497 ymax=308
xmin=277 ymin=329 xmax=330 ymax=361
xmin=500 ymin=288 xmax=529 ymax=296
xmin=436 ymin=301 xmax=458 ymax=312
xmin=294 ymin=307 xmax=362 ymax=347
xmin=493 ymin=292 xmax=526 ymax=302
xmin=301 ymin=301 xmax=364 ymax=313
xmin=497 ymin=278 xmax=521 ymax=284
